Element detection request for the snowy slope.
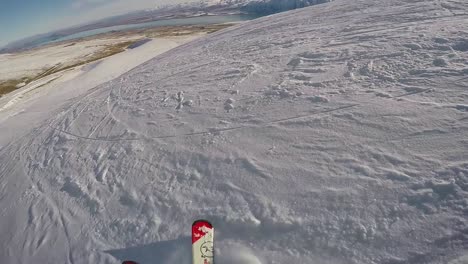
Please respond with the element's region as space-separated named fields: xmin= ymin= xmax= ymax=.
xmin=0 ymin=36 xmax=200 ymax=147
xmin=1 ymin=0 xmax=468 ymax=263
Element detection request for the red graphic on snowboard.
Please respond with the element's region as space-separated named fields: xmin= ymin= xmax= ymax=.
xmin=192 ymin=220 xmax=213 ymax=243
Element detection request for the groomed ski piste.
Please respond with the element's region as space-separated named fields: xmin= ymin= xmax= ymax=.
xmin=1 ymin=0 xmax=468 ymax=263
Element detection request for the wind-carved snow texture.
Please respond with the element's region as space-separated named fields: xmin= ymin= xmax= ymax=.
xmin=1 ymin=0 xmax=468 ymax=263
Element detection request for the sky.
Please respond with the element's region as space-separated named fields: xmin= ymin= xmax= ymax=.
xmin=0 ymin=0 xmax=190 ymax=47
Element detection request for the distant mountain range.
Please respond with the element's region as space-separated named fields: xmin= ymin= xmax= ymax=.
xmin=0 ymin=0 xmax=331 ymax=54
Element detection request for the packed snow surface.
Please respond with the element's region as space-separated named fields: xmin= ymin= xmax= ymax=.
xmin=1 ymin=0 xmax=468 ymax=263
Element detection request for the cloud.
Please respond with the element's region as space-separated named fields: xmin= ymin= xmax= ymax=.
xmin=72 ymin=0 xmax=109 ymax=9
xmin=71 ymin=0 xmax=169 ymax=12
xmin=62 ymin=0 xmax=186 ymax=26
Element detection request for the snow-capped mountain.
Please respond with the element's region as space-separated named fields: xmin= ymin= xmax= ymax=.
xmin=168 ymin=0 xmax=332 ymax=13
xmin=241 ymin=0 xmax=331 ymax=14
xmin=1 ymin=0 xmax=468 ymax=263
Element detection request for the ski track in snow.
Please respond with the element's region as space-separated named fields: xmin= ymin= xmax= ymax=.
xmin=1 ymin=0 xmax=468 ymax=263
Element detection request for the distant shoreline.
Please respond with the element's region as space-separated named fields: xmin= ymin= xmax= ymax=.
xmin=1 ymin=14 xmax=259 ymax=55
